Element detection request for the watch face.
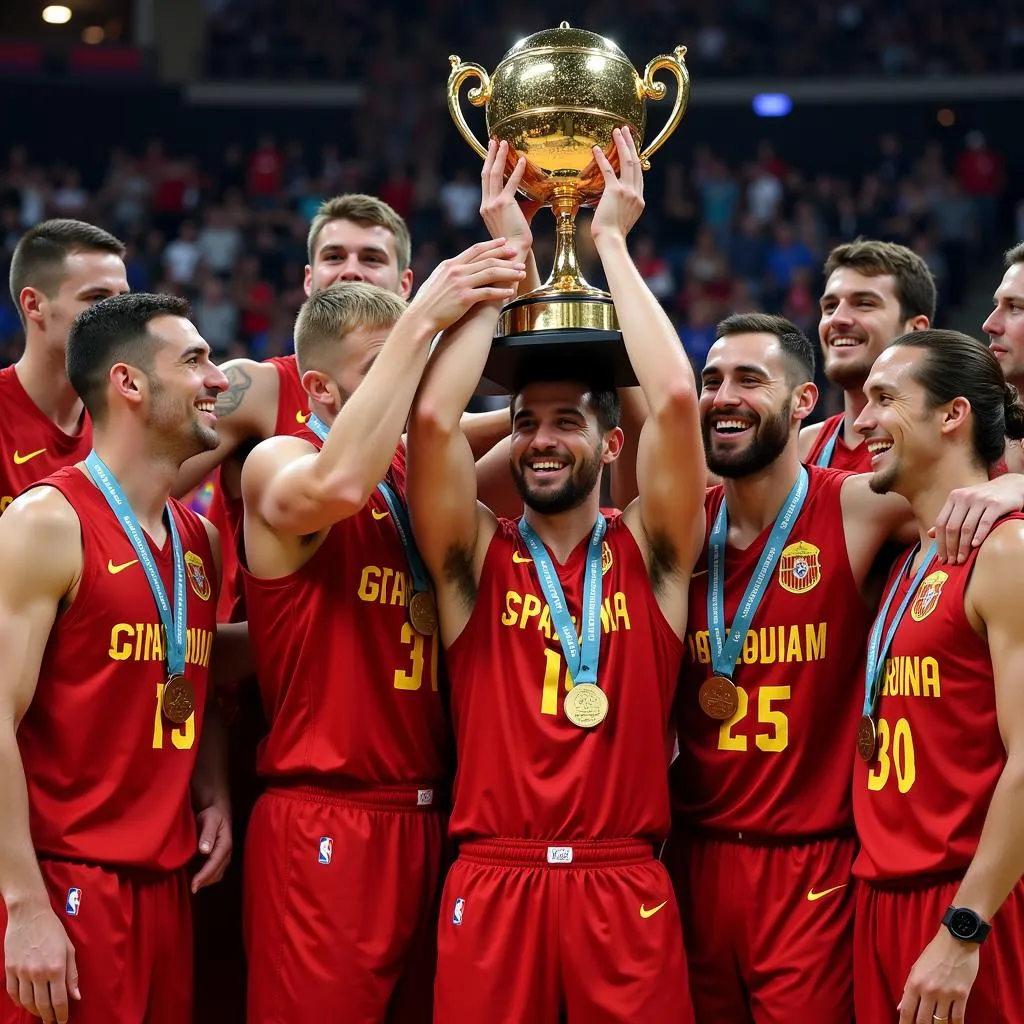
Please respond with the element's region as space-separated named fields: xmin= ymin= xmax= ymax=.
xmin=950 ymin=909 xmax=978 ymax=938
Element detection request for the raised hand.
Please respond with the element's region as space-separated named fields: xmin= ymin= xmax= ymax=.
xmin=479 ymin=139 xmax=542 ymax=261
xmin=590 ymin=127 xmax=646 ymax=244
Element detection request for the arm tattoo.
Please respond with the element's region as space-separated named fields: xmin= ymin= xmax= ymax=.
xmin=215 ymin=365 xmax=253 ymax=417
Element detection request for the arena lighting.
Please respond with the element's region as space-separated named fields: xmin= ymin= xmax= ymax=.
xmin=752 ymin=93 xmax=793 ymax=118
xmin=41 ymin=5 xmax=73 ymax=24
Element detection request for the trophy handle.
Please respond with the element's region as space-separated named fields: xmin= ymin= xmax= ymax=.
xmin=637 ymin=46 xmax=691 ymax=170
xmin=447 ymin=55 xmax=492 ymax=161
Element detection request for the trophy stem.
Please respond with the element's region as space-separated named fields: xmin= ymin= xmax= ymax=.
xmin=540 ymin=190 xmax=595 ymax=295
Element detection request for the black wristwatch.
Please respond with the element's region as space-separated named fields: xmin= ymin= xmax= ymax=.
xmin=942 ymin=905 xmax=992 ymax=944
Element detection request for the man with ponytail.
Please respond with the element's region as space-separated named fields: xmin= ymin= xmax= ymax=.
xmin=983 ymin=242 xmax=1024 ymax=473
xmin=852 ymin=329 xmax=1024 ymax=1024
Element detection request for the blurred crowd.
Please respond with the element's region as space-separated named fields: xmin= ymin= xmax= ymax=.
xmin=204 ymin=0 xmax=1024 ymax=80
xmin=0 ymin=124 xmax=1012 ymax=378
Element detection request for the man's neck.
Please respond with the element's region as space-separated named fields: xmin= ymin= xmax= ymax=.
xmin=906 ymin=457 xmax=991 ymax=553
xmin=840 ymin=386 xmax=868 ymax=449
xmin=89 ymin=428 xmax=181 ymax=538
xmin=15 ymin=341 xmax=85 ymax=435
xmin=522 ymin=495 xmax=602 ymax=565
xmin=721 ymin=446 xmax=803 ymax=546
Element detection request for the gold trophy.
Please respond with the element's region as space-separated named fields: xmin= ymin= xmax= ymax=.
xmin=447 ymin=22 xmax=689 ymax=385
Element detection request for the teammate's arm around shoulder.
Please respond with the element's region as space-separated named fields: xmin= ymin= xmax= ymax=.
xmin=173 ymin=357 xmax=280 ymax=497
xmin=897 ymin=519 xmax=1024 ymax=1024
xmin=593 ymin=129 xmax=706 ymax=615
xmin=0 ymin=487 xmax=83 ymax=1024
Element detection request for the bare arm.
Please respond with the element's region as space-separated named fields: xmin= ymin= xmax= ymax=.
xmin=897 ymin=522 xmax=1024 ymax=1024
xmin=798 ymin=419 xmax=825 ymax=463
xmin=173 ymin=358 xmax=282 ymax=496
xmin=459 ymin=408 xmax=511 ymax=460
xmin=593 ymin=130 xmax=705 ymax=616
xmin=610 ymin=387 xmax=647 ymax=510
xmin=0 ymin=488 xmax=82 ymax=1023
xmin=244 ymin=240 xmax=525 ymax=538
xmin=408 ymin=301 xmax=504 ymax=646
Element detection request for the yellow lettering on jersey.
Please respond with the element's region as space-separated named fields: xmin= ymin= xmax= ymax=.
xmin=501 ymin=590 xmax=633 ymax=634
xmin=108 ymin=623 xmax=215 ymax=666
xmin=881 ymin=656 xmax=941 ymax=699
xmin=686 ymin=623 xmax=828 ymax=666
xmin=0 ymin=496 xmax=13 ymax=515
xmin=356 ymin=564 xmax=414 ymax=608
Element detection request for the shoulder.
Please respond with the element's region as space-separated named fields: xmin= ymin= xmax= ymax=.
xmin=0 ymin=485 xmax=82 ymax=588
xmin=972 ymin=516 xmax=1024 ymax=575
xmin=241 ymin=434 xmax=317 ymax=490
xmin=3 ymin=483 xmax=80 ymax=535
xmin=799 ymin=418 xmax=826 ymax=449
xmin=967 ymin=516 xmax=1024 ymax=626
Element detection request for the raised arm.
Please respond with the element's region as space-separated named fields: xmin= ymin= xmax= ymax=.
xmin=243 ymin=240 xmax=525 ymax=538
xmin=594 ymin=129 xmax=706 ymax=597
xmin=408 ymin=300 xmax=508 ymax=645
xmin=897 ymin=521 xmax=1024 ymax=1024
xmin=173 ymin=357 xmax=281 ymax=497
xmin=0 ymin=488 xmax=83 ymax=1024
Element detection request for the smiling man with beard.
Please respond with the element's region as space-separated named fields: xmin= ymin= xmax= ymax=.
xmin=800 ymin=240 xmax=935 ymax=472
xmin=667 ymin=312 xmax=1024 ymax=1024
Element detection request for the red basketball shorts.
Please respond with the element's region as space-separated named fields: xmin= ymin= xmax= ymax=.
xmin=0 ymin=859 xmax=191 ymax=1024
xmin=667 ymin=830 xmax=856 ymax=1024
xmin=855 ymin=877 xmax=1024 ymax=1023
xmin=433 ymin=838 xmax=693 ymax=1024
xmin=243 ymin=783 xmax=447 ymax=1024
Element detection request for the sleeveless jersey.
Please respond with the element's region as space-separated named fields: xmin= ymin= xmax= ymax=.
xmin=0 ymin=365 xmax=92 ymax=516
xmin=671 ymin=467 xmax=874 ymax=836
xmin=444 ymin=514 xmax=684 ymax=842
xmin=18 ymin=466 xmax=217 ymax=871
xmin=210 ymin=353 xmax=308 ymax=623
xmin=804 ymin=412 xmax=873 ymax=473
xmin=852 ymin=519 xmax=1022 ymax=882
xmin=242 ymin=438 xmax=450 ymax=785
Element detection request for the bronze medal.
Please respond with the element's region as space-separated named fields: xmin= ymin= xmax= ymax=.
xmin=699 ymin=674 xmax=740 ymax=721
xmin=162 ymin=674 xmax=195 ymax=725
xmin=408 ymin=590 xmax=438 ymax=636
xmin=857 ymin=714 xmax=877 ymax=762
xmin=563 ymin=684 xmax=609 ymax=729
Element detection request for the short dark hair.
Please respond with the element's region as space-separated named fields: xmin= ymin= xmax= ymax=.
xmin=1004 ymin=242 xmax=1024 ymax=268
xmin=892 ymin=328 xmax=1024 ymax=467
xmin=716 ymin=312 xmax=816 ymax=385
xmin=67 ymin=292 xmax=191 ymax=423
xmin=510 ymin=352 xmax=621 ymax=432
xmin=9 ymin=219 xmax=126 ymax=328
xmin=823 ymin=238 xmax=937 ymax=323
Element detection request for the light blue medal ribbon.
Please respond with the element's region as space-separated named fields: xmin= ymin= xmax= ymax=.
xmin=307 ymin=414 xmax=433 ymax=628
xmin=707 ymin=466 xmax=809 ymax=679
xmin=862 ymin=541 xmax=937 ymax=720
xmin=518 ymin=516 xmax=606 ymax=687
xmin=815 ymin=417 xmax=844 ymax=468
xmin=85 ymin=450 xmax=187 ymax=679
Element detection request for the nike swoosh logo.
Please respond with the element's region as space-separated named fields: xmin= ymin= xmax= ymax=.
xmin=512 ymin=552 xmax=532 ymax=564
xmin=13 ymin=448 xmax=46 ymax=465
xmin=639 ymin=900 xmax=668 ymax=919
xmin=108 ymin=559 xmax=139 ymax=575
xmin=371 ymin=508 xmax=390 ymax=520
xmin=296 ymin=411 xmax=309 ymax=424
xmin=690 ymin=569 xmax=708 ymax=578
xmin=806 ymin=884 xmax=847 ymax=902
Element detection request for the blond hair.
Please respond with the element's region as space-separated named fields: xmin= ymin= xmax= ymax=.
xmin=294 ymin=281 xmax=407 ymax=374
xmin=306 ymin=193 xmax=412 ymax=274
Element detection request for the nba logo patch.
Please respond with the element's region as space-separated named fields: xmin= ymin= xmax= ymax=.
xmin=65 ymin=888 xmax=82 ymax=917
xmin=318 ymin=836 xmax=333 ymax=865
xmin=452 ymin=897 xmax=465 ymax=926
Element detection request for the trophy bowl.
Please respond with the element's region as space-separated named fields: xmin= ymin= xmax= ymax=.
xmin=447 ymin=23 xmax=690 ymax=389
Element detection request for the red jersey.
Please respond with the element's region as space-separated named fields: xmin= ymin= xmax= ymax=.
xmin=804 ymin=413 xmax=873 ymax=473
xmin=671 ymin=467 xmax=874 ymax=836
xmin=444 ymin=515 xmax=684 ymax=842
xmin=242 ymin=439 xmax=450 ymax=785
xmin=0 ymin=365 xmax=92 ymax=516
xmin=210 ymin=354 xmax=308 ymax=623
xmin=18 ymin=467 xmax=217 ymax=871
xmin=852 ymin=522 xmax=1020 ymax=882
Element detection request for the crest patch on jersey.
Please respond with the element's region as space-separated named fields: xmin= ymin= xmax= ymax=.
xmin=777 ymin=541 xmax=821 ymax=594
xmin=185 ymin=551 xmax=211 ymax=601
xmin=910 ymin=570 xmax=948 ymax=622
xmin=601 ymin=540 xmax=613 ymax=575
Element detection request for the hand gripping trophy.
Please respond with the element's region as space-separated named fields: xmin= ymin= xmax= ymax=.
xmin=447 ymin=22 xmax=690 ymax=385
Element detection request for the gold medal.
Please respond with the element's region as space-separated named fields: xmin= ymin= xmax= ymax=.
xmin=162 ymin=674 xmax=195 ymax=725
xmin=563 ymin=684 xmax=609 ymax=729
xmin=856 ymin=714 xmax=877 ymax=762
xmin=408 ymin=590 xmax=438 ymax=636
xmin=698 ymin=674 xmax=740 ymax=721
